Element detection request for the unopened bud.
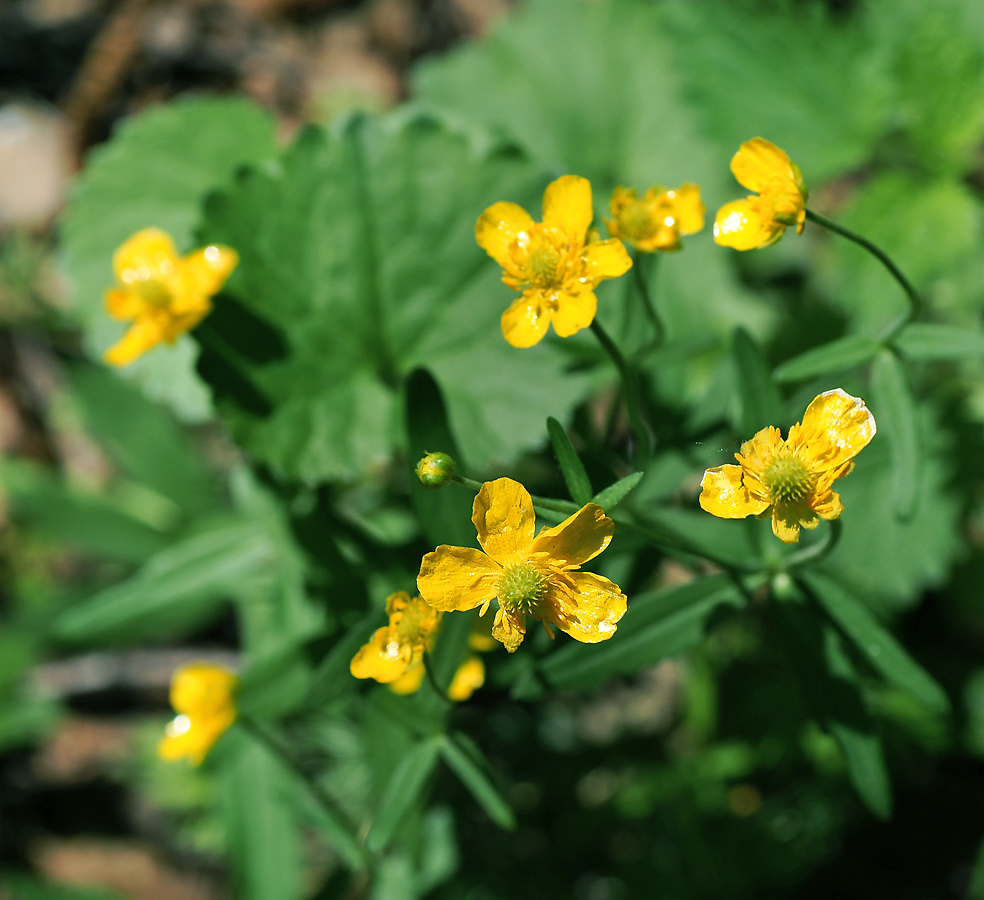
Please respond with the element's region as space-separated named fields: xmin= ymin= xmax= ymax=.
xmin=416 ymin=452 xmax=456 ymax=488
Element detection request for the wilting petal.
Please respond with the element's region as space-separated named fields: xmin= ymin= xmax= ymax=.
xmin=730 ymin=138 xmax=795 ymax=194
xmin=542 ymin=175 xmax=594 ymax=241
xmin=551 ymin=289 xmax=597 ymax=338
xmin=113 ymin=228 xmax=179 ymax=282
xmin=581 ymin=238 xmax=632 ymax=284
xmin=699 ymin=465 xmax=770 ymax=519
xmin=501 ymin=290 xmax=552 ymax=348
xmin=350 ymin=626 xmax=411 ymax=683
xmin=178 ymin=245 xmax=239 ymax=309
xmin=447 ymin=655 xmax=485 ymax=701
xmin=476 ymin=202 xmax=535 ymax=270
xmin=472 ymin=478 xmax=536 ymax=561
xmin=417 ymin=545 xmax=500 ymax=612
xmin=492 ymin=607 xmax=526 ymax=652
xmin=788 ymin=389 xmax=877 ymax=473
xmin=714 ymin=198 xmax=785 ymax=250
xmin=671 ymin=183 xmax=706 ymax=235
xmin=549 ymin=571 xmax=627 ymax=643
xmin=388 ymin=661 xmax=426 ymax=694
xmin=531 ymin=503 xmax=614 ymax=567
xmin=103 ymin=317 xmax=166 ymax=367
xmin=104 ymin=288 xmax=144 ymax=321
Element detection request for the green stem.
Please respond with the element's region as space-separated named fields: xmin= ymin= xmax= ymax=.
xmin=423 ymin=651 xmax=453 ymax=704
xmin=781 ymin=518 xmax=842 ymax=571
xmin=590 ymin=318 xmax=652 ymax=459
xmin=632 ymin=251 xmax=665 ymax=349
xmin=805 ymin=208 xmax=922 ymax=338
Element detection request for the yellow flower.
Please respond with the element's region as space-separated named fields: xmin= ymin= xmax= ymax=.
xmin=447 ymin=655 xmax=486 ymax=702
xmin=713 ymin=138 xmax=808 ymax=251
xmin=350 ymin=592 xmax=442 ymax=686
xmin=699 ymin=389 xmax=876 ymax=544
xmin=417 ymin=478 xmax=627 ymax=653
xmin=475 ymin=175 xmax=632 ymax=348
xmin=606 ymin=184 xmax=705 ymax=252
xmin=159 ymin=663 xmax=237 ymax=765
xmin=103 ymin=228 xmax=238 ymax=366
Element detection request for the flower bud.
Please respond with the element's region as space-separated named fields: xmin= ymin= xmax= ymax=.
xmin=416 ymin=452 xmax=456 ymax=488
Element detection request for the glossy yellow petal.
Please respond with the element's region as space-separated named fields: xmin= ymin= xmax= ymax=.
xmin=549 ymin=571 xmax=626 ymax=643
xmin=159 ymin=707 xmax=235 ymax=766
xmin=699 ymin=465 xmax=771 ymax=519
xmin=788 ymin=389 xmax=877 ymax=473
xmin=542 ymin=175 xmax=593 ymax=240
xmin=103 ymin=317 xmax=166 ymax=367
xmin=730 ymin=138 xmax=795 ymax=194
xmin=714 ymin=198 xmax=785 ymax=250
xmin=104 ymin=288 xmax=144 ymax=321
xmin=501 ymin=290 xmax=552 ymax=348
xmin=476 ymin=201 xmax=535 ymax=271
xmin=112 ymin=228 xmax=178 ymax=283
xmin=389 ymin=662 xmax=426 ymax=695
xmin=771 ymin=503 xmax=818 ymax=544
xmin=447 ymin=655 xmax=485 ymax=701
xmin=671 ymin=183 xmax=705 ymax=235
xmin=350 ymin=625 xmax=411 ymax=683
xmin=580 ymin=238 xmax=632 ymax=283
xmin=417 ymin=545 xmax=500 ymax=612
xmin=531 ymin=503 xmax=614 ymax=568
xmin=179 ymin=245 xmax=239 ymax=308
xmin=472 ymin=478 xmax=536 ymax=561
xmin=551 ymin=289 xmax=597 ymax=338
xmin=492 ymin=607 xmax=526 ymax=653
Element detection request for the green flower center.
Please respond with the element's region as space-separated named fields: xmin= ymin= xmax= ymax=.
xmin=528 ymin=245 xmax=561 ymax=288
xmin=135 ymin=278 xmax=173 ymax=307
xmin=762 ymin=455 xmax=815 ymax=504
xmin=497 ymin=562 xmax=547 ymax=615
xmin=620 ymin=203 xmax=658 ymax=242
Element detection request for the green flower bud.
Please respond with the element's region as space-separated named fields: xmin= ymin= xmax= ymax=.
xmin=416 ymin=452 xmax=456 ymax=489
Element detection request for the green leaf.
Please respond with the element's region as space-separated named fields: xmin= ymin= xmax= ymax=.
xmin=428 ymin=608 xmax=475 ymax=696
xmin=366 ymin=736 xmax=442 ymax=853
xmin=732 ymin=327 xmax=784 ymax=435
xmin=236 ymin=642 xmax=312 ymax=721
xmin=801 ymin=571 xmax=949 ymax=714
xmin=547 ymin=417 xmax=592 ymax=506
xmin=893 ymin=322 xmax=984 ymax=360
xmin=591 ymin=471 xmax=643 ymax=511
xmin=0 ymin=875 xmax=126 ymax=900
xmin=438 ymin=732 xmax=516 ymax=830
xmin=62 ymin=97 xmax=278 ymax=422
xmin=870 ymin=350 xmax=920 ymax=519
xmin=305 ymin=612 xmax=384 ymax=708
xmin=541 ymin=575 xmax=745 ymax=692
xmin=773 ymin=335 xmax=882 ymax=383
xmin=199 ymin=112 xmax=593 ymax=482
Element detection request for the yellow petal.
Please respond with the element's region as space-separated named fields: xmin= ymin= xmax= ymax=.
xmin=389 ymin=662 xmax=426 ymax=695
xmin=178 ymin=245 xmax=239 ymax=308
xmin=501 ymin=290 xmax=552 ymax=348
xmin=788 ymin=389 xmax=877 ymax=473
xmin=671 ymin=183 xmax=705 ymax=236
xmin=476 ymin=201 xmax=535 ymax=271
xmin=472 ymin=478 xmax=536 ymax=561
xmin=159 ymin=708 xmax=234 ymax=766
xmin=492 ymin=607 xmax=526 ymax=652
xmin=581 ymin=238 xmax=632 ymax=284
xmin=551 ymin=289 xmax=597 ymax=338
xmin=350 ymin=626 xmax=411 ymax=683
xmin=771 ymin=503 xmax=818 ymax=544
xmin=417 ymin=545 xmax=500 ymax=612
xmin=730 ymin=138 xmax=795 ymax=194
xmin=113 ymin=228 xmax=179 ymax=282
xmin=812 ymin=490 xmax=844 ymax=521
xmin=736 ymin=425 xmax=785 ymax=481
xmin=162 ymin=305 xmax=211 ymax=343
xmin=531 ymin=503 xmax=614 ymax=568
xmin=447 ymin=655 xmax=485 ymax=701
xmin=104 ymin=288 xmax=144 ymax=321
xmin=548 ymin=571 xmax=627 ymax=643
xmin=542 ymin=175 xmax=593 ymax=241
xmin=103 ymin=317 xmax=166 ymax=367
xmin=170 ymin=663 xmax=236 ymax=717
xmin=714 ymin=198 xmax=785 ymax=250
xmin=699 ymin=465 xmax=771 ymax=519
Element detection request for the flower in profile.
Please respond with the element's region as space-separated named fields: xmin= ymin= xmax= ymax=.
xmin=159 ymin=663 xmax=237 ymax=765
xmin=417 ymin=478 xmax=627 ymax=653
xmin=699 ymin=389 xmax=876 ymax=543
xmin=351 ymin=592 xmax=442 ymax=688
xmin=713 ymin=138 xmax=808 ymax=251
xmin=104 ymin=228 xmax=238 ymax=366
xmin=476 ymin=175 xmax=632 ymax=348
xmin=606 ymin=184 xmax=705 ymax=252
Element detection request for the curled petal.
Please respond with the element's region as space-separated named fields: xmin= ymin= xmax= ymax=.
xmin=501 ymin=290 xmax=552 ymax=348
xmin=472 ymin=478 xmax=536 ymax=561
xmin=492 ymin=607 xmax=526 ymax=653
xmin=812 ymin=490 xmax=844 ymax=521
xmin=699 ymin=465 xmax=770 ymax=519
xmin=103 ymin=317 xmax=166 ymax=367
xmin=788 ymin=389 xmax=877 ymax=473
xmin=549 ymin=571 xmax=626 ymax=644
xmin=447 ymin=655 xmax=485 ymax=701
xmin=542 ymin=175 xmax=594 ymax=241
xmin=730 ymin=138 xmax=796 ymax=194
xmin=771 ymin=504 xmax=818 ymax=544
xmin=581 ymin=238 xmax=632 ymax=284
xmin=551 ymin=289 xmax=597 ymax=338
xmin=417 ymin=545 xmax=500 ymax=612
xmin=113 ymin=228 xmax=179 ymax=283
xmin=532 ymin=503 xmax=614 ymax=568
xmin=476 ymin=201 xmax=535 ymax=271
xmin=714 ymin=198 xmax=785 ymax=250
xmin=350 ymin=626 xmax=411 ymax=683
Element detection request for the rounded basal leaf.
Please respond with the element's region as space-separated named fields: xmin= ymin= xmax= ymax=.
xmin=198 ymin=112 xmax=594 ymax=482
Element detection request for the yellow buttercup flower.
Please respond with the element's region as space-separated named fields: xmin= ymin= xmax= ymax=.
xmin=351 ymin=592 xmax=442 ymax=687
xmin=699 ymin=389 xmax=876 ymax=544
xmin=417 ymin=478 xmax=627 ymax=653
xmin=476 ymin=175 xmax=632 ymax=348
xmin=606 ymin=184 xmax=705 ymax=252
xmin=447 ymin=655 xmax=486 ymax=701
xmin=103 ymin=228 xmax=238 ymax=366
xmin=159 ymin=663 xmax=237 ymax=766
xmin=713 ymin=138 xmax=808 ymax=251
